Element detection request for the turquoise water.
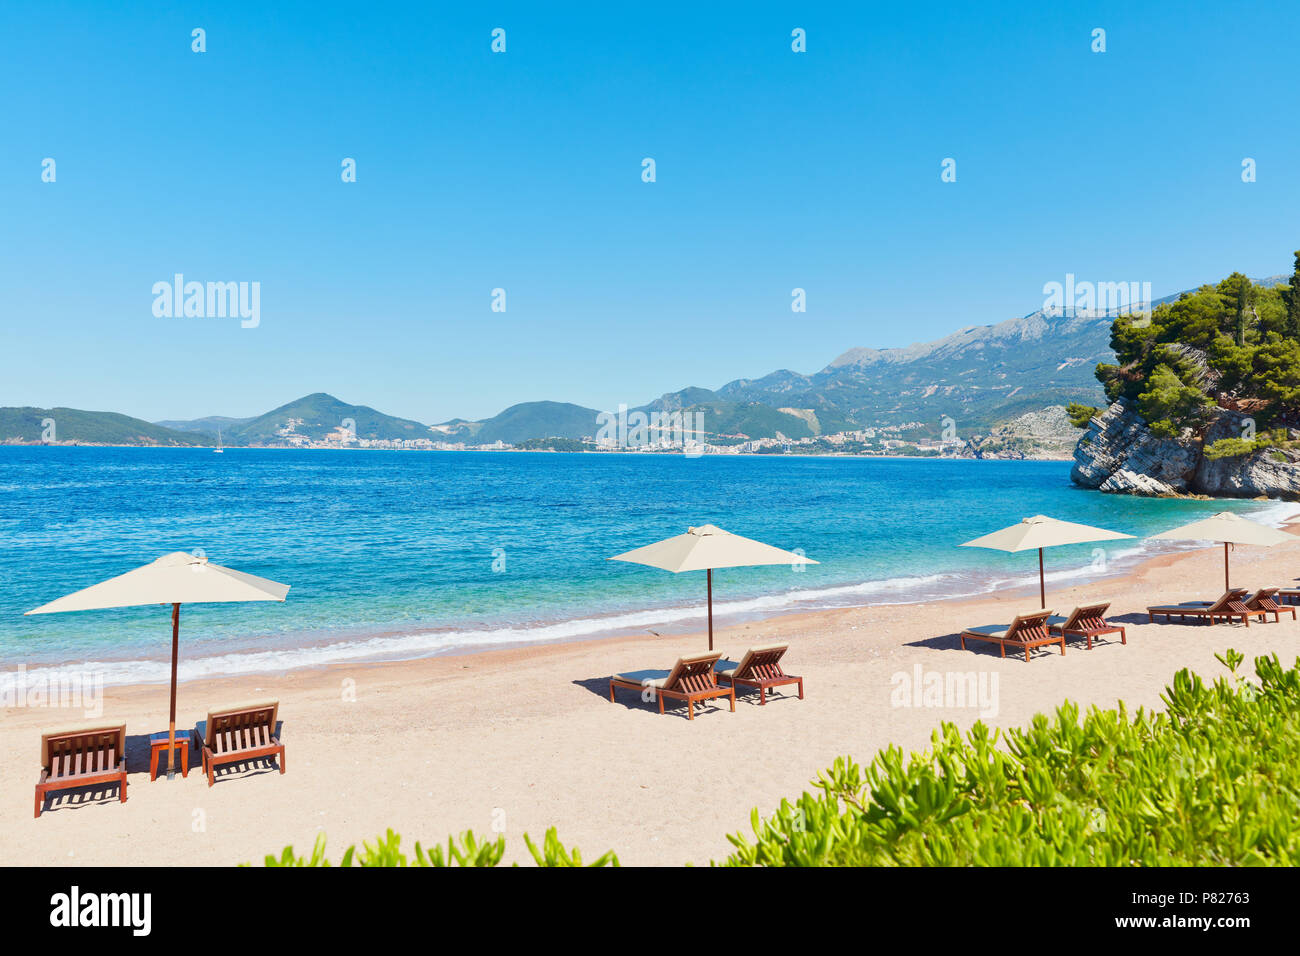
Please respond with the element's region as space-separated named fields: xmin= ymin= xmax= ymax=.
xmin=0 ymin=446 xmax=1289 ymax=684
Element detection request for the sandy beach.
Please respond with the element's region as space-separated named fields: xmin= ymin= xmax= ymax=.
xmin=4 ymin=529 xmax=1300 ymax=867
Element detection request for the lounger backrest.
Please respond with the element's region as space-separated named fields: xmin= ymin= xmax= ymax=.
xmin=40 ymin=724 xmax=126 ymax=772
xmin=203 ymin=701 xmax=279 ymax=750
xmin=1067 ymin=602 xmax=1112 ymax=630
xmin=664 ymin=653 xmax=722 ymax=693
xmin=1006 ymin=610 xmax=1054 ymax=641
xmin=735 ymin=643 xmax=789 ymax=680
xmin=1248 ymin=588 xmax=1279 ymax=608
xmin=1210 ymin=589 xmax=1249 ymax=611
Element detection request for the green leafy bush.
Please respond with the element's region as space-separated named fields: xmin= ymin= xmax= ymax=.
xmin=722 ymin=653 xmax=1300 ymax=866
xmin=251 ymin=827 xmax=619 ymax=867
xmin=251 ymin=656 xmax=1300 ymax=867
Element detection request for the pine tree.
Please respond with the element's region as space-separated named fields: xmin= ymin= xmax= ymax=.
xmin=1286 ymin=250 xmax=1300 ymax=340
xmin=1234 ymin=277 xmax=1253 ymax=346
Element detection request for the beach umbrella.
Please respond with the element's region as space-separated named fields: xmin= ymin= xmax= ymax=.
xmin=608 ymin=524 xmax=817 ymax=651
xmin=961 ymin=515 xmax=1134 ymax=608
xmin=25 ymin=552 xmax=289 ymax=774
xmin=1149 ymin=511 xmax=1293 ymax=591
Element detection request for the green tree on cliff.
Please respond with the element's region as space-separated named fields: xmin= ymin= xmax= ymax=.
xmin=1096 ymin=250 xmax=1300 ymax=438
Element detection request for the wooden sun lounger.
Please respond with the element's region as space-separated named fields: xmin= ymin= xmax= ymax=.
xmin=609 ymin=652 xmax=735 ymax=720
xmin=1278 ymin=588 xmax=1300 ymax=606
xmin=192 ymin=701 xmax=285 ymax=787
xmin=714 ymin=643 xmax=803 ymax=704
xmin=959 ymin=609 xmax=1062 ymax=662
xmin=1245 ymin=587 xmax=1297 ymax=622
xmin=35 ymin=723 xmax=128 ymax=818
xmin=1046 ymin=603 xmax=1126 ymax=650
xmin=1147 ymin=588 xmax=1261 ymax=626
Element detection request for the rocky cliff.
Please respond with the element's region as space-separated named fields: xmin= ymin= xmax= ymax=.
xmin=960 ymin=405 xmax=1079 ymax=460
xmin=1071 ymin=399 xmax=1300 ymax=499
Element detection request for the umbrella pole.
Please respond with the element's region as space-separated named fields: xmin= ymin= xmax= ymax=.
xmin=1224 ymin=542 xmax=1230 ymax=591
xmin=1038 ymin=548 xmax=1045 ymax=608
xmin=707 ymin=568 xmax=713 ymax=651
xmin=169 ymin=602 xmax=180 ymax=778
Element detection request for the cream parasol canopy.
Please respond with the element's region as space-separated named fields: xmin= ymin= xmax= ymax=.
xmin=26 ymin=552 xmax=289 ymax=773
xmin=608 ymin=524 xmax=817 ymax=650
xmin=961 ymin=514 xmax=1134 ymax=607
xmin=1149 ymin=511 xmax=1294 ymax=590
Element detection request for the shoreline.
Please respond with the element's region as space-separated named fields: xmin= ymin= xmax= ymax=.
xmin=6 ymin=528 xmax=1300 ymax=866
xmin=3 ymin=524 xmax=1271 ymax=686
xmin=8 ymin=494 xmax=1297 ymax=687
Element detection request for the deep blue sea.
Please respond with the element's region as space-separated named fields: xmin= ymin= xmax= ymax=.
xmin=0 ymin=447 xmax=1290 ymax=685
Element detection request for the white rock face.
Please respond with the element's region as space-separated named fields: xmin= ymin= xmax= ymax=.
xmin=1071 ymin=399 xmax=1300 ymax=499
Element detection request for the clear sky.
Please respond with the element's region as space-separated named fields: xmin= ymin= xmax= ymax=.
xmin=2 ymin=1 xmax=1297 ymax=424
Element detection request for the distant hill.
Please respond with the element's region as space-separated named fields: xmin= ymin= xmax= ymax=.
xmin=227 ymin=393 xmax=429 ymax=444
xmin=0 ymin=407 xmax=211 ymax=445
xmin=435 ymin=401 xmax=603 ymax=444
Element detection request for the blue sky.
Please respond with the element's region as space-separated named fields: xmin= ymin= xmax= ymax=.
xmin=2 ymin=1 xmax=1297 ymax=424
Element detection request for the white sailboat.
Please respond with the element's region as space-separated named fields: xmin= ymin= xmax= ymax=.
xmin=214 ymin=427 xmax=224 ymax=454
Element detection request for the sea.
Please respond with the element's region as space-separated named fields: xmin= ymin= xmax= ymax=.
xmin=1 ymin=446 xmax=1293 ymax=686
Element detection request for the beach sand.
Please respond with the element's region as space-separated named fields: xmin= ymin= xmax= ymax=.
xmin=4 ymin=531 xmax=1300 ymax=867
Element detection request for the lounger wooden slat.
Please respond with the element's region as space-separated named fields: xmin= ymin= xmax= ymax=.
xmin=192 ymin=701 xmax=285 ymax=787
xmin=1046 ymin=603 xmax=1126 ymax=650
xmin=34 ymin=724 xmax=128 ymax=818
xmin=1147 ymin=589 xmax=1261 ymax=626
xmin=959 ymin=609 xmax=1063 ymax=662
xmin=608 ymin=652 xmax=735 ymax=720
xmin=1245 ymin=588 xmax=1296 ymax=623
xmin=715 ymin=644 xmax=804 ymax=704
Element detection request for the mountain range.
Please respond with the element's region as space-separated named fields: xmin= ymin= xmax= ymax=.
xmin=4 ymin=277 xmax=1285 ymax=447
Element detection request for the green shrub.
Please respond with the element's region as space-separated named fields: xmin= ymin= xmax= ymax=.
xmin=251 ymin=656 xmax=1300 ymax=867
xmin=1135 ymin=364 xmax=1213 ymax=438
xmin=250 ymin=827 xmax=619 ymax=867
xmin=1065 ymin=402 xmax=1101 ymax=429
xmin=1204 ymin=435 xmax=1274 ymax=460
xmin=722 ymin=652 xmax=1300 ymax=866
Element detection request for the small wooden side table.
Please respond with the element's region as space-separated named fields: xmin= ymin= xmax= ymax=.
xmin=149 ymin=731 xmax=190 ymax=781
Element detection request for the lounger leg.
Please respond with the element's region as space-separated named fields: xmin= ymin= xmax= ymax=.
xmin=1120 ymin=627 xmax=1127 ymax=645
xmin=959 ymin=634 xmax=966 ymax=650
xmin=1058 ymin=639 xmax=1065 ymax=656
xmin=797 ymin=678 xmax=804 ymax=700
xmin=657 ymin=693 xmax=664 ymax=715
xmin=608 ymin=681 xmax=615 ymax=703
xmin=1000 ymin=642 xmax=1006 ymax=659
xmin=1024 ymin=646 xmax=1030 ymax=663
xmin=759 ymin=686 xmax=767 ymax=705
xmin=686 ymin=699 xmax=693 ymax=720
xmin=150 ymin=748 xmax=159 ymax=782
xmin=34 ymin=787 xmax=42 ymax=819
xmin=279 ymin=747 xmax=286 ymax=774
xmin=120 ymin=774 xmax=128 ymax=804
xmin=728 ymin=688 xmax=735 ymax=712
